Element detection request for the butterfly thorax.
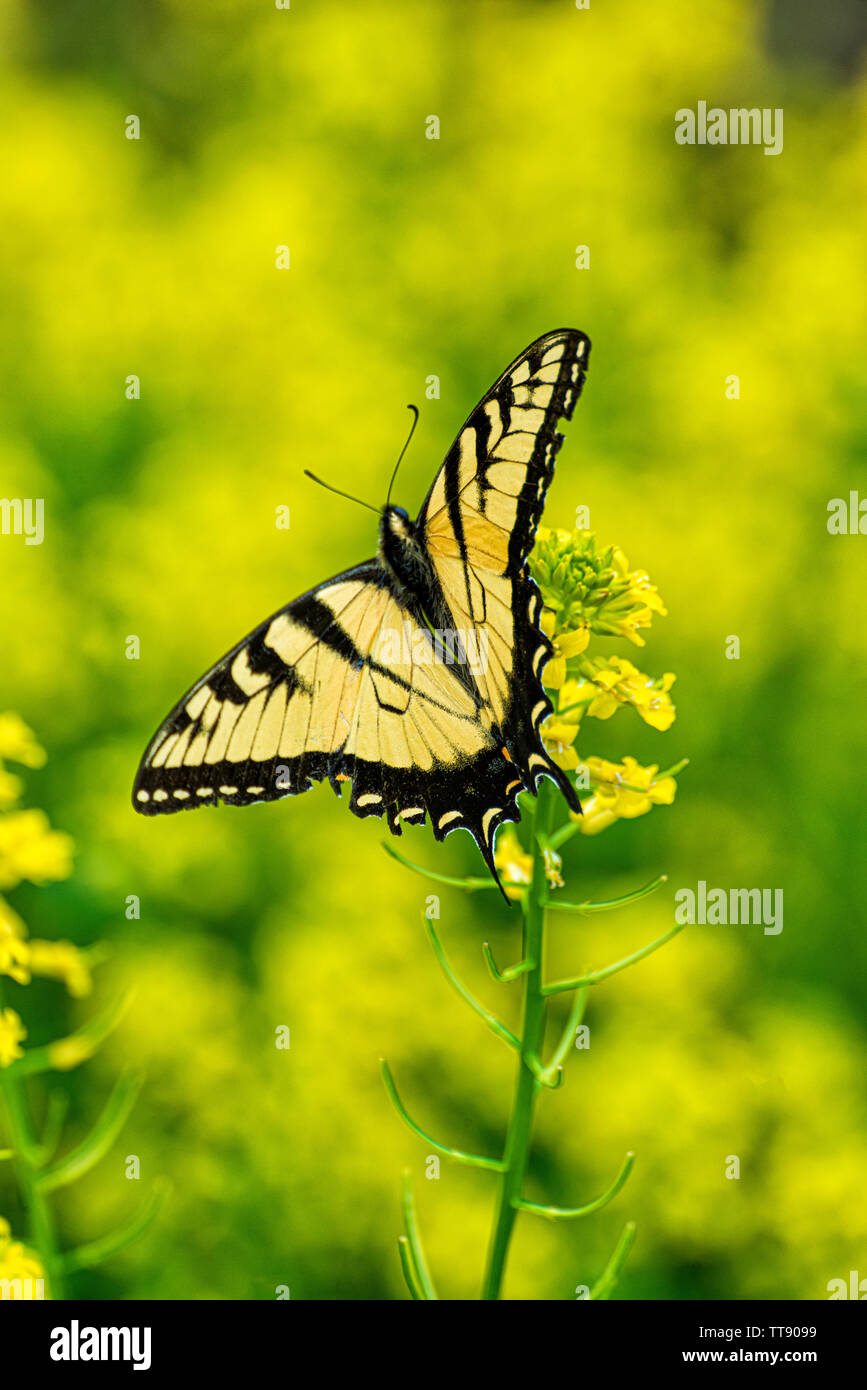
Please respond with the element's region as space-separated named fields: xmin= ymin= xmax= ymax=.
xmin=379 ymin=505 xmax=432 ymax=600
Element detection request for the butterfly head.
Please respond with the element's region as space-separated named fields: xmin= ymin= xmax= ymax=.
xmin=383 ymin=503 xmax=411 ymax=532
xmin=380 ymin=505 xmax=427 ymax=592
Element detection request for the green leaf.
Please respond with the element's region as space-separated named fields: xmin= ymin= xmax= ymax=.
xmin=37 ymin=1067 xmax=143 ymax=1193
xmin=381 ymin=840 xmax=497 ymax=891
xmin=425 ymin=920 xmax=519 ymax=1051
xmin=10 ymin=990 xmax=133 ymax=1077
xmin=380 ymin=1060 xmax=505 ymax=1172
xmin=62 ymin=1179 xmax=169 ymax=1272
xmin=401 ymin=1171 xmax=438 ymax=1300
xmin=546 ymin=874 xmax=668 ymax=914
xmin=542 ymin=920 xmax=687 ymax=995
xmin=514 ymin=1152 xmax=634 ymax=1220
xmin=398 ymin=1237 xmax=424 ymax=1300
xmin=590 ymin=1221 xmax=637 ymax=1300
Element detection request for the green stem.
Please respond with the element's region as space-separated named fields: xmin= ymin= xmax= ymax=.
xmin=0 ymin=980 xmax=66 ymax=1298
xmin=481 ymin=779 xmax=554 ymax=1300
xmin=0 ymin=1063 xmax=66 ymax=1299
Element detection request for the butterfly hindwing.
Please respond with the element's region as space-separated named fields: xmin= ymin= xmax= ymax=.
xmin=416 ymin=328 xmax=590 ymax=809
xmin=133 ymin=561 xmax=529 ymax=879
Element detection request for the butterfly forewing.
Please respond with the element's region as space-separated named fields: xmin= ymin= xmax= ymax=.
xmin=416 ymin=329 xmax=590 ymax=808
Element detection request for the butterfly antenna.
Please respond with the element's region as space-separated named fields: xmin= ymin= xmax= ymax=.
xmin=303 ymin=471 xmax=380 ymax=515
xmin=386 ymin=405 xmax=419 ymax=508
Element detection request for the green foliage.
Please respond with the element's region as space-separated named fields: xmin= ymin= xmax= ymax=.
xmin=0 ymin=728 xmax=163 ymax=1297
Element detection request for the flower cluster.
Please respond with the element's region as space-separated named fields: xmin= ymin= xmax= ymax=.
xmin=529 ymin=528 xmax=683 ymax=836
xmin=0 ymin=712 xmax=46 ymax=809
xmin=575 ymin=756 xmax=677 ymax=836
xmin=0 ymin=1216 xmax=44 ymax=1295
xmin=0 ymin=717 xmax=92 ymax=1064
xmin=493 ymin=827 xmax=533 ymax=901
xmin=532 ymin=527 xmax=667 ymax=653
xmin=0 ymin=1006 xmax=27 ymax=1066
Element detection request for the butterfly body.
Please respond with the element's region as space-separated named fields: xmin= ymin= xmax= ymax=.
xmin=133 ymin=329 xmax=591 ymax=897
xmin=379 ymin=505 xmax=434 ymax=598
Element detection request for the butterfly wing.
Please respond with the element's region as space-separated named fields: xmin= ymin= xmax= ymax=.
xmin=133 ymin=559 xmax=528 ymax=885
xmin=415 ymin=328 xmax=590 ymax=809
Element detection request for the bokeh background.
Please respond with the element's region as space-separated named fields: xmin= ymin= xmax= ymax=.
xmin=1 ymin=0 xmax=866 ymax=1300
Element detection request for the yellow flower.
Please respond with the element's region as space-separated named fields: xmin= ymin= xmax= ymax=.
xmin=0 ymin=1217 xmax=44 ymax=1296
xmin=540 ymin=680 xmax=590 ymax=768
xmin=579 ymin=657 xmax=677 ymax=730
xmin=541 ymin=623 xmax=591 ymax=692
xmin=601 ymin=557 xmax=668 ymax=648
xmin=542 ymin=845 xmax=564 ymax=890
xmin=0 ymin=713 xmax=46 ymax=768
xmin=0 ymin=767 xmax=23 ymax=810
xmin=0 ymin=1008 xmax=27 ymax=1066
xmin=0 ymin=897 xmax=31 ymax=986
xmin=531 ymin=529 xmax=667 ymax=647
xmin=541 ymin=711 xmax=581 ymax=771
xmin=542 ymin=654 xmax=567 ymax=690
xmin=572 ymin=756 xmax=678 ymax=835
xmin=541 ymin=716 xmax=580 ymax=747
xmin=27 ymin=940 xmax=93 ymax=998
xmin=493 ymin=827 xmax=533 ymax=900
xmin=0 ymin=810 xmax=74 ymax=891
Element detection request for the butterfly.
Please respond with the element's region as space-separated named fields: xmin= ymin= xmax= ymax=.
xmin=133 ymin=328 xmax=591 ymax=898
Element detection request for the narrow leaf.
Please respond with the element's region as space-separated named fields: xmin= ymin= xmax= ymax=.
xmin=542 ymin=921 xmax=686 ymax=996
xmin=546 ymin=875 xmax=668 ymax=915
xmin=401 ymin=1171 xmax=438 ymax=1300
xmin=514 ymin=1152 xmax=634 ymax=1220
xmin=380 ymin=1060 xmax=504 ymax=1172
xmin=62 ymin=1179 xmax=169 ymax=1272
xmin=381 ymin=841 xmax=497 ymax=891
xmin=426 ymin=921 xmax=519 ymax=1050
xmin=590 ymin=1221 xmax=637 ymax=1300
xmin=37 ymin=1068 xmax=143 ymax=1193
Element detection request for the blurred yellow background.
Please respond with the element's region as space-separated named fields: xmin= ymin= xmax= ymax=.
xmin=1 ymin=0 xmax=866 ymax=1299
